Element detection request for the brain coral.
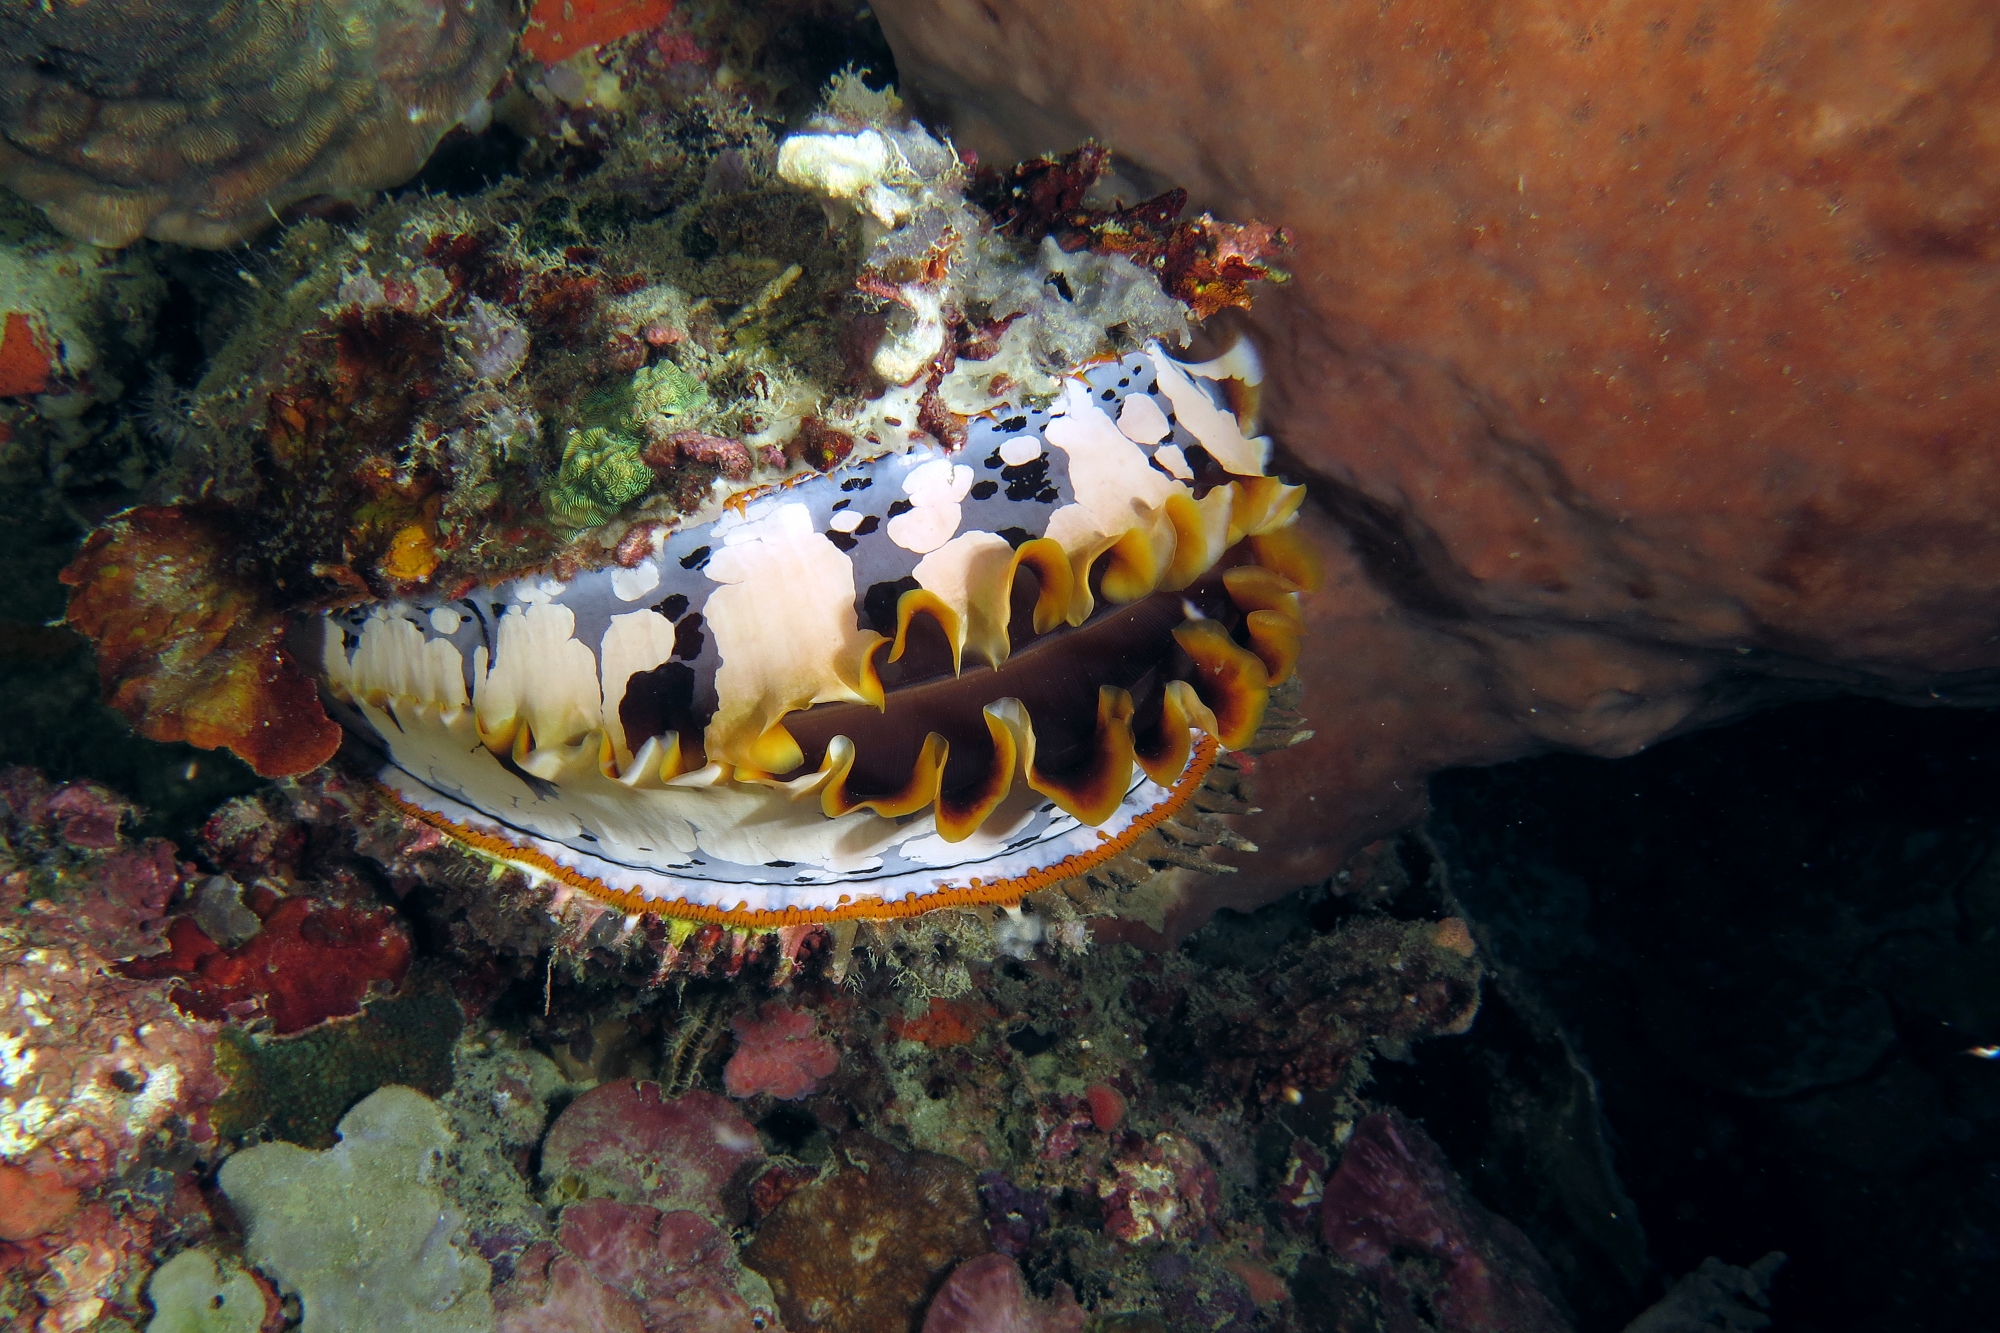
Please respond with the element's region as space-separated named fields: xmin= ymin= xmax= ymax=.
xmin=0 ymin=0 xmax=518 ymax=247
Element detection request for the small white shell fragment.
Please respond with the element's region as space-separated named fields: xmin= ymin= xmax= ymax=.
xmin=827 ymin=509 xmax=866 ymax=533
xmin=998 ymin=435 xmax=1045 ymax=466
xmin=1116 ymin=392 xmax=1172 ymax=445
xmin=428 ymin=606 xmax=463 ymax=635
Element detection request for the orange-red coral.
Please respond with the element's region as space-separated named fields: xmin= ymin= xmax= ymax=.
xmin=59 ymin=506 xmax=341 ymax=779
xmin=0 ymin=312 xmax=52 ymax=397
xmin=122 ymin=893 xmax=412 ymax=1035
xmin=888 ymin=998 xmax=996 ymax=1049
xmin=523 ymin=0 xmax=675 ymax=63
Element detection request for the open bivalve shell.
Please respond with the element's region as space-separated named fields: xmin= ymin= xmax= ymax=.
xmin=313 ymin=344 xmax=1318 ymax=927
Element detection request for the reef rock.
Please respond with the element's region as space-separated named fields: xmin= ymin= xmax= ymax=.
xmin=920 ymin=1253 xmax=1082 ymax=1333
xmin=539 ymin=1081 xmax=765 ymax=1217
xmin=1322 ymin=1111 xmax=1572 ymax=1333
xmin=743 ymin=1131 xmax=988 ymax=1333
xmin=0 ymin=0 xmax=516 ymax=247
xmin=0 ymin=771 xmax=218 ymax=1230
xmin=873 ymin=0 xmax=2000 ymax=931
xmin=494 ymin=1198 xmax=780 ymax=1333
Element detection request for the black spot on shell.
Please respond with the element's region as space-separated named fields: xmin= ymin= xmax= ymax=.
xmin=1000 ymin=415 xmax=1028 ymax=432
xmin=862 ymin=576 xmax=922 ymax=635
xmin=853 ymin=514 xmax=880 ymax=536
xmin=827 ymin=531 xmax=859 ymax=552
xmin=766 ymin=860 xmax=796 ymax=868
xmin=1036 ymin=486 xmax=1059 ymax=503
xmin=680 ymin=545 xmax=711 ymax=571
xmin=672 ymin=612 xmax=705 ymax=660
xmin=1185 ymin=444 xmax=1215 ymax=473
xmin=983 ymin=450 xmax=1005 ymax=470
xmin=831 ymin=498 xmax=851 ymax=511
xmin=1101 ymin=388 xmax=1116 ymax=401
xmin=970 ymin=479 xmax=998 ymax=500
xmin=995 ymin=526 xmax=1032 ymax=549
xmin=840 ymin=475 xmax=874 ymax=491
xmin=887 ymin=499 xmax=914 ymax=517
xmin=652 ymin=592 xmax=689 ymax=621
xmin=618 ymin=660 xmax=698 ymax=750
xmin=1001 ymin=456 xmax=1050 ymax=500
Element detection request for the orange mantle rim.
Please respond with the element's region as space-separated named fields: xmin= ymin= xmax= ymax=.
xmin=378 ymin=735 xmax=1221 ymax=928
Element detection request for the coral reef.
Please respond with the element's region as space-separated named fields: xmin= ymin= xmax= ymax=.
xmin=523 ymin=0 xmax=675 ymax=64
xmin=143 ymin=1246 xmax=279 ymax=1333
xmin=10 ymin=13 xmax=1888 ymax=1332
xmin=0 ymin=770 xmax=226 ymax=1331
xmin=1322 ymin=1112 xmax=1573 ymax=1333
xmin=0 ymin=774 xmax=218 ymax=1218
xmin=0 ymin=0 xmax=517 ymax=247
xmin=1100 ymin=1133 xmax=1219 ymax=1246
xmin=218 ymin=1085 xmax=495 ymax=1332
xmin=539 ymin=1080 xmax=764 ymax=1215
xmin=209 ymin=985 xmax=463 ymax=1148
xmin=725 ymin=1002 xmax=841 ymax=1101
xmin=872 ymin=0 xmax=2000 ymax=938
xmin=494 ymin=1198 xmax=778 ymax=1332
xmin=921 ymin=1253 xmax=1082 ymax=1333
xmin=743 ymin=1132 xmax=988 ymax=1333
xmin=123 ymin=891 xmax=411 ymax=1035
xmin=60 ymin=507 xmax=343 ymax=779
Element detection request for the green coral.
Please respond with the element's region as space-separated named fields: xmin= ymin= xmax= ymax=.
xmin=630 ymin=359 xmax=710 ymax=419
xmin=545 ymin=425 xmax=653 ymax=529
xmin=219 ymin=1086 xmax=493 ymax=1333
xmin=211 ymin=984 xmax=463 ymax=1148
xmin=144 ymin=1248 xmax=269 ymax=1333
xmin=543 ymin=361 xmax=712 ymax=528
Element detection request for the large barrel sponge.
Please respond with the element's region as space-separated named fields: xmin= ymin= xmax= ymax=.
xmin=0 ymin=0 xmax=518 ymax=248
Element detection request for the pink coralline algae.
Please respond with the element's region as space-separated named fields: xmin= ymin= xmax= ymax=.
xmin=2 ymin=1194 xmax=200 ymax=1333
xmin=1101 ymin=1132 xmax=1221 ymax=1245
xmin=540 ymin=1082 xmax=765 ymax=1216
xmin=0 ymin=779 xmax=219 ymax=1229
xmin=921 ymin=1253 xmax=1083 ymax=1333
xmin=0 ymin=770 xmax=224 ymax=1330
xmin=495 ymin=1198 xmax=778 ymax=1333
xmin=1322 ymin=1112 xmax=1573 ymax=1333
xmin=724 ymin=1002 xmax=840 ymax=1101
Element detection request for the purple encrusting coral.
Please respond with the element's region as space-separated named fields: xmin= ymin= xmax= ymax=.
xmin=977 ymin=1171 xmax=1050 ymax=1257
